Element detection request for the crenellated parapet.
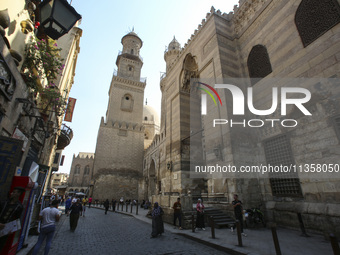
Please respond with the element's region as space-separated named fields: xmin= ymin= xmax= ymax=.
xmin=164 ymin=6 xmax=234 ymax=76
xmin=100 ymin=119 xmax=144 ymax=132
xmin=144 ymin=129 xmax=166 ymax=152
xmin=75 ymin=152 xmax=95 ymax=159
xmin=233 ymin=0 xmax=270 ymax=35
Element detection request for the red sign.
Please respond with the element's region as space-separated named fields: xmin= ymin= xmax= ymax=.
xmin=64 ymin=97 xmax=76 ymax=122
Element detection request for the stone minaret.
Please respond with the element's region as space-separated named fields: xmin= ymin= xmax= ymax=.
xmin=92 ymin=30 xmax=146 ymax=200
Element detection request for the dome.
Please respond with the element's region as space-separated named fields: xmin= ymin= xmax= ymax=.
xmin=121 ymin=30 xmax=143 ymax=47
xmin=168 ymin=36 xmax=181 ymax=51
xmin=143 ymin=105 xmax=160 ymax=126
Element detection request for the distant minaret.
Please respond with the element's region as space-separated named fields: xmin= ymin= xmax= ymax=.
xmin=164 ymin=36 xmax=181 ymax=72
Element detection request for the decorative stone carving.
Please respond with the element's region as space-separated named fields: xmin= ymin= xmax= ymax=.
xmin=0 ymin=52 xmax=16 ymax=100
xmin=181 ymin=54 xmax=199 ymax=92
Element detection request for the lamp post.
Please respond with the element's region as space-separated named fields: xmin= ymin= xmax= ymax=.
xmin=39 ymin=0 xmax=81 ymax=40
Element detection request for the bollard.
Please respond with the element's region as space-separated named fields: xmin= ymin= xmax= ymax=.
xmin=192 ymin=213 xmax=195 ymax=232
xmin=210 ymin=216 xmax=215 ymax=239
xmin=136 ymin=203 xmax=139 ymax=215
xmin=330 ymin=234 xmax=340 ymax=255
xmin=130 ymin=203 xmax=133 ymax=213
xmin=236 ymin=220 xmax=243 ymax=247
xmin=297 ymin=213 xmax=309 ymax=237
xmin=271 ymin=225 xmax=282 ymax=255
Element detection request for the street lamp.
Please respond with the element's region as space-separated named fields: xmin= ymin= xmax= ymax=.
xmin=39 ymin=0 xmax=81 ymax=40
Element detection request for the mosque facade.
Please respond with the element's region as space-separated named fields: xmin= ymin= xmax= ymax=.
xmin=72 ymin=0 xmax=340 ymax=235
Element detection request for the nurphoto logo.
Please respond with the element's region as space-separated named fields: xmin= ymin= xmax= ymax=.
xmin=196 ymin=81 xmax=312 ymax=128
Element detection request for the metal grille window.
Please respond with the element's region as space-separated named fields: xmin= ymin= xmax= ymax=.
xmin=263 ymin=135 xmax=302 ymax=197
xmin=295 ymin=0 xmax=340 ymax=47
xmin=247 ymin=45 xmax=272 ymax=85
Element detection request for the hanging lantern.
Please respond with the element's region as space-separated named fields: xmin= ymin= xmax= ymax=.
xmin=39 ymin=0 xmax=81 ymax=40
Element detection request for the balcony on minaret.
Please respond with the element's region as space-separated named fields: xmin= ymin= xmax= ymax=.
xmin=56 ymin=124 xmax=73 ymax=150
xmin=112 ymin=67 xmax=146 ymax=83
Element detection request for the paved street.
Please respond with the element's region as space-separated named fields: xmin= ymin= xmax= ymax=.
xmin=33 ymin=207 xmax=228 ymax=255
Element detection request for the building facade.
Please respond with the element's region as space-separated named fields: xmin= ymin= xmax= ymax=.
xmin=67 ymin=152 xmax=94 ymax=194
xmin=143 ymin=0 xmax=340 ymax=235
xmin=74 ymin=0 xmax=340 ymax=235
xmin=0 ymin=1 xmax=82 ymax=252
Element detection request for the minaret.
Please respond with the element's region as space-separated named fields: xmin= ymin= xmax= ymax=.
xmin=164 ymin=36 xmax=181 ymax=72
xmin=116 ymin=30 xmax=143 ymax=82
xmin=106 ymin=30 xmax=145 ymax=124
xmin=92 ymin=30 xmax=146 ymax=200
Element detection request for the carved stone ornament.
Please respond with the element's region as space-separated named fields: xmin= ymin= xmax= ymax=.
xmin=181 ymin=54 xmax=199 ymax=92
xmin=0 ymin=52 xmax=16 ymax=100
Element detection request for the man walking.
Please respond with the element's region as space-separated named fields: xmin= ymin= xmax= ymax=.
xmin=112 ymin=199 xmax=116 ymax=212
xmin=65 ymin=197 xmax=71 ymax=215
xmin=231 ymin=194 xmax=247 ymax=236
xmin=88 ymin=197 xmax=92 ymax=208
xmin=69 ymin=199 xmax=82 ymax=232
xmin=32 ymin=200 xmax=60 ymax=255
xmin=104 ymin=199 xmax=109 ymax=215
xmin=173 ymin=197 xmax=183 ymax=230
xmin=82 ymin=196 xmax=88 ymax=217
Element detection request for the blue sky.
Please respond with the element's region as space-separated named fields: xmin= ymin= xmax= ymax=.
xmin=59 ymin=0 xmax=239 ymax=173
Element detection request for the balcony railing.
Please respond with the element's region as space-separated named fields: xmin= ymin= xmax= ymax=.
xmin=56 ymin=123 xmax=73 ymax=150
xmin=118 ymin=50 xmax=143 ymax=62
xmin=112 ymin=69 xmax=147 ymax=83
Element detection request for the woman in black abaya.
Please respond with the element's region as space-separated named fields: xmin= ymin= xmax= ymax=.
xmin=151 ymin=202 xmax=164 ymax=238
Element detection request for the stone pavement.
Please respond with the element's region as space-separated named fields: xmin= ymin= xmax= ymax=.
xmin=18 ymin=205 xmax=228 ymax=255
xmin=17 ymin=204 xmax=339 ymax=255
xmin=98 ymin=204 xmax=338 ymax=255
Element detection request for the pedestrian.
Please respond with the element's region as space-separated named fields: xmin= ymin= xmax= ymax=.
xmin=82 ymin=196 xmax=88 ymax=217
xmin=112 ymin=199 xmax=116 ymax=212
xmin=173 ymin=197 xmax=183 ymax=230
xmin=0 ymin=187 xmax=25 ymax=252
xmin=71 ymin=196 xmax=77 ymax=204
xmin=231 ymin=194 xmax=247 ymax=236
xmin=69 ymin=198 xmax=82 ymax=232
xmin=65 ymin=197 xmax=71 ymax=215
xmin=88 ymin=197 xmax=92 ymax=208
xmin=195 ymin=198 xmax=205 ymax=230
xmin=32 ymin=200 xmax=60 ymax=255
xmin=151 ymin=202 xmax=164 ymax=238
xmin=104 ymin=199 xmax=110 ymax=214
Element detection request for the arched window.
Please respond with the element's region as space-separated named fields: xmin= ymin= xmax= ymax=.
xmin=121 ymin=94 xmax=134 ymax=112
xmin=75 ymin=165 xmax=80 ymax=174
xmin=247 ymin=45 xmax=272 ymax=85
xmin=84 ymin=165 xmax=90 ymax=175
xmin=295 ymin=0 xmax=340 ymax=47
xmin=131 ymin=49 xmax=134 ymax=54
